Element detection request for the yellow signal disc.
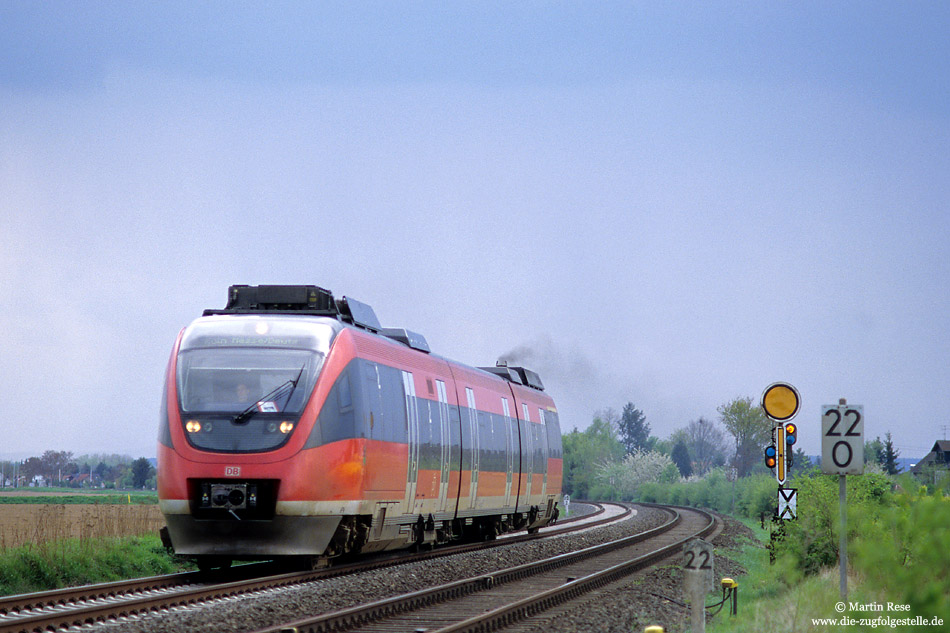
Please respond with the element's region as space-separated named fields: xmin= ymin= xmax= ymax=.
xmin=762 ymin=383 xmax=800 ymax=421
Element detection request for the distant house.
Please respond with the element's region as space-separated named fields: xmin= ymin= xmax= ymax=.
xmin=911 ymin=440 xmax=950 ymax=475
xmin=65 ymin=473 xmax=92 ymax=487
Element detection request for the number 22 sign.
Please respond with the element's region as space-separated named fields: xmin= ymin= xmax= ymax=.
xmin=821 ymin=405 xmax=864 ymax=475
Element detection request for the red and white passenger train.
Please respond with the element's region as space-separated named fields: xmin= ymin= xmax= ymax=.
xmin=158 ymin=285 xmax=563 ymax=568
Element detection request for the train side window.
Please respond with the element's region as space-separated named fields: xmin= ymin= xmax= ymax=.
xmin=337 ymin=369 xmax=352 ymax=410
xmin=522 ymin=402 xmax=530 ymax=422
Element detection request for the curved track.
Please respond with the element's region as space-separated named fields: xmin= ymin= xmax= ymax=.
xmin=0 ymin=503 xmax=618 ymax=633
xmin=249 ymin=504 xmax=718 ymax=633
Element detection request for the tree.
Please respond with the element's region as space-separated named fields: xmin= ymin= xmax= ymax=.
xmin=882 ymin=432 xmax=901 ymax=474
xmin=684 ymin=417 xmax=728 ymax=475
xmin=618 ymin=402 xmax=651 ymax=455
xmin=791 ymin=447 xmax=813 ymax=473
xmin=670 ymin=440 xmax=692 ymax=478
xmin=20 ymin=456 xmax=43 ymax=482
xmin=130 ymin=458 xmax=154 ymax=489
xmin=865 ymin=437 xmax=886 ymax=466
xmin=39 ymin=450 xmax=74 ymax=484
xmin=561 ymin=416 xmax=625 ymax=497
xmin=718 ymin=396 xmax=772 ymax=478
xmin=598 ymin=448 xmax=678 ymax=499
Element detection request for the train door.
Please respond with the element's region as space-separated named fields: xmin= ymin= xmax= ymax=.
xmin=402 ymin=370 xmax=420 ymax=514
xmin=465 ymin=387 xmax=479 ymax=508
xmin=521 ymin=402 xmax=533 ymax=501
xmin=501 ymin=397 xmax=515 ymax=507
xmin=436 ymin=379 xmax=451 ymax=513
xmin=538 ymin=408 xmax=550 ymax=499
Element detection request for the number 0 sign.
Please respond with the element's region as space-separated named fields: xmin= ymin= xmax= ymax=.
xmin=821 ymin=405 xmax=864 ymax=475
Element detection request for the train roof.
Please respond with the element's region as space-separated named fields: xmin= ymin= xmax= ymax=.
xmin=201 ymin=285 xmax=546 ymax=391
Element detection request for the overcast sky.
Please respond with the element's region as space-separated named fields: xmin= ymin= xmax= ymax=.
xmin=2 ymin=2 xmax=948 ymax=462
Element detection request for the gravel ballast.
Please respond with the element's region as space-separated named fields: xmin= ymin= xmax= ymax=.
xmin=513 ymin=512 xmax=761 ymax=633
xmin=94 ymin=507 xmax=753 ymax=633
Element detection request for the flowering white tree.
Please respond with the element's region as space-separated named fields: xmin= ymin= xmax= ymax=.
xmin=598 ymin=449 xmax=679 ymax=499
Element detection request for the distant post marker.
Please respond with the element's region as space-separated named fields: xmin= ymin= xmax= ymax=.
xmin=683 ymin=538 xmax=714 ymax=633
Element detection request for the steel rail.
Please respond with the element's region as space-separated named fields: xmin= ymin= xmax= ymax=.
xmin=249 ymin=504 xmax=687 ymax=633
xmin=433 ymin=505 xmax=717 ymax=633
xmin=0 ymin=502 xmax=620 ymax=633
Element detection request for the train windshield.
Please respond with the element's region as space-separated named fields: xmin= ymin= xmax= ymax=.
xmin=177 ymin=347 xmax=323 ymax=414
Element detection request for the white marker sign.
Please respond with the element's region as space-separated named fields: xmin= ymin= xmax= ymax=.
xmin=821 ymin=405 xmax=864 ymax=475
xmin=778 ymin=487 xmax=797 ymax=520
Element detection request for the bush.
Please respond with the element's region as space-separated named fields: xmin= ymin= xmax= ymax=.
xmin=853 ymin=493 xmax=950 ymax=617
xmin=734 ymin=474 xmax=780 ymax=518
xmin=779 ymin=471 xmax=892 ymax=576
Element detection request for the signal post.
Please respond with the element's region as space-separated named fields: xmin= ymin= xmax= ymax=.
xmin=761 ymin=383 xmax=800 ymax=564
xmin=762 ymin=382 xmax=800 ymax=516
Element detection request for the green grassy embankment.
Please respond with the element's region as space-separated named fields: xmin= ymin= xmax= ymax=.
xmin=0 ymin=535 xmax=195 ymax=596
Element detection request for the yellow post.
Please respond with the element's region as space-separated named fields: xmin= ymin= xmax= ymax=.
xmin=644 ymin=627 xmax=664 ymax=633
xmin=776 ymin=424 xmax=786 ymax=484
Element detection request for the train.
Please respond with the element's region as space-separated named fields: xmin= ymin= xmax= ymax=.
xmin=157 ymin=284 xmax=563 ymax=569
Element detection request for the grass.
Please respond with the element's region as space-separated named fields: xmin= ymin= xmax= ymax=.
xmin=0 ymin=487 xmax=158 ymax=504
xmin=0 ymin=534 xmax=195 ymax=596
xmin=704 ymin=517 xmax=948 ymax=633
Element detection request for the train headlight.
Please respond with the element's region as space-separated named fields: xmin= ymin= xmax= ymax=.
xmin=186 ymin=420 xmax=201 ymax=433
xmin=279 ymin=421 xmax=294 ymax=434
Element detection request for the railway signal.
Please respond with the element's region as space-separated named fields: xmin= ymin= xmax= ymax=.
xmin=784 ymin=422 xmax=797 ymax=445
xmin=761 ymin=383 xmax=800 ymax=421
xmin=764 ymin=445 xmax=777 ymax=469
xmin=761 ymin=383 xmax=800 ymax=487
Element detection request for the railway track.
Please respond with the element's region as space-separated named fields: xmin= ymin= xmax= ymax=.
xmin=247 ymin=504 xmax=718 ymax=633
xmin=0 ymin=503 xmax=619 ymax=633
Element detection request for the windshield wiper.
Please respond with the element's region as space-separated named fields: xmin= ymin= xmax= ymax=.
xmin=232 ymin=364 xmax=307 ymax=425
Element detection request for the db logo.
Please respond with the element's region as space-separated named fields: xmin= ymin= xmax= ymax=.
xmin=224 ymin=466 xmax=241 ymax=477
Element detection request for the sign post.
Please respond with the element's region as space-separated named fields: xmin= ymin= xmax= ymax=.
xmin=683 ymin=538 xmax=715 ymax=633
xmin=822 ymin=398 xmax=864 ymax=601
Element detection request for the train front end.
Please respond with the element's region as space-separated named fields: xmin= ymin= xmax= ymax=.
xmin=157 ymin=287 xmax=347 ymax=564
